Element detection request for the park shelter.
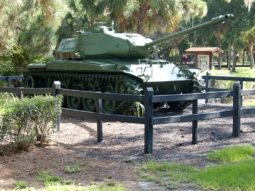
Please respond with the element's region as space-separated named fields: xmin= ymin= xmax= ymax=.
xmin=185 ymin=47 xmax=223 ymax=70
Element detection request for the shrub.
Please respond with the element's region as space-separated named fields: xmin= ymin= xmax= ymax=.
xmin=0 ymin=93 xmax=62 ymax=150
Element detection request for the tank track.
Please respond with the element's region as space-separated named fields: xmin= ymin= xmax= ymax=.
xmin=23 ymin=71 xmax=145 ymax=116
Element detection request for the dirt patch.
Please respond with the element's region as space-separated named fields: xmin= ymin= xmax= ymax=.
xmin=1 ymin=103 xmax=255 ymax=190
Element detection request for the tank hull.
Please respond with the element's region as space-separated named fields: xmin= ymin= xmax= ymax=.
xmin=24 ymin=59 xmax=198 ymax=115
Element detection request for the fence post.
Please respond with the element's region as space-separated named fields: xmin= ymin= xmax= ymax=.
xmin=96 ymin=96 xmax=103 ymax=142
xmin=192 ymin=99 xmax=198 ymax=144
xmin=53 ymin=81 xmax=61 ymax=131
xmin=144 ymin=87 xmax=154 ymax=154
xmin=233 ymin=82 xmax=241 ymax=137
xmin=205 ymin=72 xmax=210 ymax=103
xmin=7 ymin=76 xmax=11 ymax=87
xmin=240 ymin=78 xmax=243 ymax=106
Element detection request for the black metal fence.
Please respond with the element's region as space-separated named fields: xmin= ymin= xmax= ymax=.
xmin=0 ymin=75 xmax=23 ymax=87
xmin=1 ymin=76 xmax=255 ymax=154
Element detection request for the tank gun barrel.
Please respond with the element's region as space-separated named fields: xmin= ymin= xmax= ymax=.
xmin=145 ymin=14 xmax=234 ymax=48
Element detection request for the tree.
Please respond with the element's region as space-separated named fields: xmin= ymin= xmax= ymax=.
xmin=0 ymin=0 xmax=68 ymax=74
xmin=104 ymin=0 xmax=207 ymax=35
xmin=203 ymin=0 xmax=255 ymax=71
xmin=56 ymin=0 xmax=109 ymax=44
xmin=103 ymin=0 xmax=177 ymax=35
xmin=242 ymin=27 xmax=255 ymax=68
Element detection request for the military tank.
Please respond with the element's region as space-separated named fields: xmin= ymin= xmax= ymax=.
xmin=24 ymin=14 xmax=234 ymax=115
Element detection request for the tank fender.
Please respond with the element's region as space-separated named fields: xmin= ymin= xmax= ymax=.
xmin=27 ymin=63 xmax=47 ymax=69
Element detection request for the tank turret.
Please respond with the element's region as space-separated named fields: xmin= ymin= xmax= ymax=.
xmin=54 ymin=14 xmax=234 ymax=60
xmin=25 ymin=14 xmax=234 ymax=115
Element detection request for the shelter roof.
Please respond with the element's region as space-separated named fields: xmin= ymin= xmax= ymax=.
xmin=185 ymin=47 xmax=223 ymax=54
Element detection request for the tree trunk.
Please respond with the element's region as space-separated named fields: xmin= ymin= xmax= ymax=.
xmin=242 ymin=49 xmax=245 ymax=65
xmin=192 ymin=18 xmax=197 ymax=46
xmin=217 ymin=38 xmax=222 ymax=69
xmin=136 ymin=3 xmax=149 ymax=35
xmin=232 ymin=49 xmax=237 ymax=72
xmin=249 ymin=44 xmax=254 ymax=68
xmin=218 ymin=55 xmax=221 ymax=69
xmin=227 ymin=44 xmax=232 ymax=71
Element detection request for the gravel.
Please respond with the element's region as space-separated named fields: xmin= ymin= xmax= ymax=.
xmin=56 ymin=102 xmax=255 ymax=165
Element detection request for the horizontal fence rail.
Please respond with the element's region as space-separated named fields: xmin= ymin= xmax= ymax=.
xmin=0 ymin=87 xmax=53 ymax=95
xmin=203 ymin=73 xmax=255 ymax=105
xmin=152 ymin=109 xmax=234 ymax=124
xmin=203 ymin=75 xmax=255 ymax=82
xmin=0 ymin=75 xmax=23 ymax=87
xmin=62 ymin=108 xmax=145 ymax=124
xmin=152 ymin=91 xmax=235 ymax=102
xmin=1 ymin=76 xmax=255 ymax=154
xmin=60 ymin=88 xmax=144 ymax=102
xmin=0 ymin=75 xmax=23 ymax=81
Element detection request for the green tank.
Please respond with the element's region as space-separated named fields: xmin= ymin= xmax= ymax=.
xmin=24 ymin=14 xmax=233 ymax=115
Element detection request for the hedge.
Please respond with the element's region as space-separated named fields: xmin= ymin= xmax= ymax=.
xmin=0 ymin=93 xmax=62 ymax=150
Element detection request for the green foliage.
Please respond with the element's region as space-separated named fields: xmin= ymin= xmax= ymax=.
xmin=13 ymin=172 xmax=125 ymax=191
xmin=37 ymin=171 xmax=63 ymax=186
xmin=211 ymin=68 xmax=255 ymax=92
xmin=139 ymin=144 xmax=255 ymax=191
xmin=55 ymin=0 xmax=110 ymax=45
xmin=12 ymin=182 xmax=125 ymax=191
xmin=64 ymin=163 xmax=81 ymax=174
xmin=243 ymin=99 xmax=255 ymax=107
xmin=15 ymin=181 xmax=28 ymax=189
xmin=14 ymin=184 xmax=123 ymax=191
xmin=0 ymin=45 xmax=30 ymax=75
xmin=139 ymin=160 xmax=197 ymax=189
xmin=195 ymin=159 xmax=255 ymax=191
xmin=83 ymin=180 xmax=125 ymax=191
xmin=0 ymin=93 xmax=18 ymax=106
xmin=207 ymin=144 xmax=255 ymax=162
xmin=0 ymin=94 xmax=62 ymax=150
xmin=0 ymin=0 xmax=68 ymax=75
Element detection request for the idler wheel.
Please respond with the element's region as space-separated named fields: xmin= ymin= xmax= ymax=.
xmin=67 ymin=96 xmax=81 ymax=110
xmin=116 ymin=79 xmax=140 ymax=94
xmin=24 ymin=75 xmax=35 ymax=88
xmin=82 ymin=98 xmax=96 ymax=111
xmin=102 ymin=83 xmax=116 ymax=113
xmin=66 ymin=83 xmax=82 ymax=110
xmin=115 ymin=79 xmax=143 ymax=114
xmin=81 ymin=82 xmax=96 ymax=111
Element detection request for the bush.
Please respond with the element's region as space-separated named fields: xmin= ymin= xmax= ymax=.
xmin=0 ymin=93 xmax=62 ymax=150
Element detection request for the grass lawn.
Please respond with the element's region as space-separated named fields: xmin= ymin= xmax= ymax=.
xmin=139 ymin=144 xmax=255 ymax=191
xmin=14 ymin=184 xmax=124 ymax=191
xmin=210 ymin=68 xmax=255 ymax=89
xmin=209 ymin=67 xmax=255 ymax=106
xmin=211 ymin=67 xmax=255 ymax=78
xmin=13 ymin=169 xmax=124 ymax=191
